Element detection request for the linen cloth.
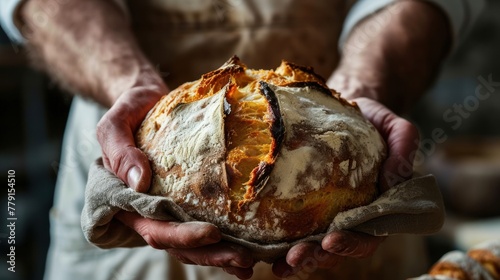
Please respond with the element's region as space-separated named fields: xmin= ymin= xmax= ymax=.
xmin=82 ymin=158 xmax=445 ymax=263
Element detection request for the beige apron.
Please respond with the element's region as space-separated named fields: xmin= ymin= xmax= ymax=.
xmin=127 ymin=0 xmax=351 ymax=88
xmin=44 ymin=1 xmax=429 ymax=279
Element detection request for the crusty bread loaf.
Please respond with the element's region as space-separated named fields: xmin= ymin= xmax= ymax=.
xmin=410 ymin=239 xmax=500 ymax=280
xmin=136 ymin=56 xmax=386 ymax=244
xmin=428 ymin=251 xmax=494 ymax=280
xmin=468 ymin=240 xmax=500 ymax=279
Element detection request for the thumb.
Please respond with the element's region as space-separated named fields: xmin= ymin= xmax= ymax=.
xmin=97 ymin=87 xmax=165 ymax=192
xmin=97 ymin=108 xmax=152 ymax=192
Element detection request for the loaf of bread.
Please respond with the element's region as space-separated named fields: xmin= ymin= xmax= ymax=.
xmin=468 ymin=240 xmax=500 ymax=279
xmin=428 ymin=251 xmax=494 ymax=280
xmin=410 ymin=239 xmax=500 ymax=280
xmin=136 ymin=56 xmax=386 ymax=244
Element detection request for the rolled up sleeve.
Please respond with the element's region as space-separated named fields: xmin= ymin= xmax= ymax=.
xmin=0 ymin=0 xmax=24 ymax=43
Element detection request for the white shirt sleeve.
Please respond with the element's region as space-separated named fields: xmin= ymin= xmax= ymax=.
xmin=339 ymin=0 xmax=486 ymax=49
xmin=0 ymin=0 xmax=24 ymax=43
xmin=0 ymin=0 xmax=129 ymax=44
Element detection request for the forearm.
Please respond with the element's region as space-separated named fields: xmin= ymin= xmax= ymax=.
xmin=19 ymin=0 xmax=162 ymax=107
xmin=331 ymin=0 xmax=451 ymax=113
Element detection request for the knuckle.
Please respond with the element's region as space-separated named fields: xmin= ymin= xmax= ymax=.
xmin=171 ymin=225 xmax=194 ymax=247
xmin=401 ymin=118 xmax=418 ymax=135
xmin=108 ymin=149 xmax=126 ymax=175
xmin=96 ymin=117 xmax=109 ymax=143
xmin=174 ymin=223 xmax=212 ymax=248
xmin=111 ymin=147 xmax=140 ymax=176
xmin=143 ymin=234 xmax=161 ymax=250
xmin=136 ymin=223 xmax=162 ymax=250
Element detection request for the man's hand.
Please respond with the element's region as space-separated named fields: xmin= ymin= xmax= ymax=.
xmin=96 ymin=86 xmax=161 ymax=192
xmin=96 ymin=74 xmax=166 ymax=192
xmin=115 ymin=211 xmax=255 ymax=279
xmin=271 ymin=232 xmax=385 ymax=277
xmin=352 ymin=97 xmax=419 ymax=191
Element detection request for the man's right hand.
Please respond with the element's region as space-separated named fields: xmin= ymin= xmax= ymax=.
xmin=96 ymin=75 xmax=165 ymax=192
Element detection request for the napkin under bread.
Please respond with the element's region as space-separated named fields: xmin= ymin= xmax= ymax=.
xmin=82 ymin=158 xmax=445 ymax=263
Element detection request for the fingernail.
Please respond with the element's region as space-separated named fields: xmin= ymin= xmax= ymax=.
xmin=127 ymin=166 xmax=141 ymax=190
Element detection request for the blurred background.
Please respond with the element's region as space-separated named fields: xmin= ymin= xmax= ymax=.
xmin=0 ymin=25 xmax=72 ymax=280
xmin=409 ymin=0 xmax=500 ymax=264
xmin=0 ymin=1 xmax=499 ymax=279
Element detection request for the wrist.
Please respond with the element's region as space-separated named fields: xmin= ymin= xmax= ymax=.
xmin=333 ymin=0 xmax=451 ymax=113
xmin=327 ymin=68 xmax=388 ymax=102
xmin=102 ymin=60 xmax=167 ymax=107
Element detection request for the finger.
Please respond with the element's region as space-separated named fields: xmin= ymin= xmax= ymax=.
xmin=115 ymin=211 xmax=221 ymax=249
xmin=223 ymin=267 xmax=254 ymax=280
xmin=379 ymin=116 xmax=419 ymax=190
xmin=98 ymin=111 xmax=151 ymax=192
xmin=272 ymin=258 xmax=298 ymax=278
xmin=354 ymin=97 xmax=419 ymax=191
xmin=286 ymin=242 xmax=342 ymax=269
xmin=322 ymin=231 xmax=385 ymax=258
xmin=271 ymin=244 xmax=342 ymax=278
xmin=97 ymin=87 xmax=165 ymax=192
xmin=167 ymin=242 xmax=254 ymax=268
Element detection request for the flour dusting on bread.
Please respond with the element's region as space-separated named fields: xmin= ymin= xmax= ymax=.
xmin=136 ymin=56 xmax=386 ymax=244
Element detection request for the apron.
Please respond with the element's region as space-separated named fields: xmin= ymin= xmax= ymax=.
xmin=44 ymin=1 xmax=428 ymax=279
xmin=127 ymin=0 xmax=349 ymax=88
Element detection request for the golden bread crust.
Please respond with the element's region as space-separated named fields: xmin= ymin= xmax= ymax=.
xmin=136 ymin=56 xmax=386 ymax=244
xmin=468 ymin=240 xmax=500 ymax=279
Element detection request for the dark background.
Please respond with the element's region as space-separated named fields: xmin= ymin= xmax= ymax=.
xmin=1 ymin=1 xmax=500 ymax=279
xmin=0 ymin=26 xmax=72 ymax=280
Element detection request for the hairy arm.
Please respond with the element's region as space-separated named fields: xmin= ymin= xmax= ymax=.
xmin=19 ymin=0 xmax=164 ymax=107
xmin=330 ymin=0 xmax=451 ymax=113
xmin=18 ymin=1 xmax=253 ymax=277
xmin=271 ymin=1 xmax=451 ymax=278
xmin=330 ymin=0 xmax=451 ymax=188
xmin=19 ymin=0 xmax=165 ymax=196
